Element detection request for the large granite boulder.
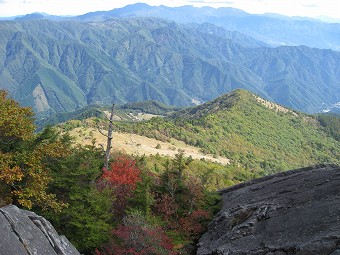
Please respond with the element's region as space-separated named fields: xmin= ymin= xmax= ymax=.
xmin=0 ymin=205 xmax=80 ymax=255
xmin=197 ymin=164 xmax=340 ymax=255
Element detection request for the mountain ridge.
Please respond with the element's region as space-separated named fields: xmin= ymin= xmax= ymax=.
xmin=111 ymin=89 xmax=339 ymax=174
xmin=75 ymin=3 xmax=340 ymax=51
xmin=1 ymin=18 xmax=339 ymax=115
xmin=1 ymin=3 xmax=339 ymax=51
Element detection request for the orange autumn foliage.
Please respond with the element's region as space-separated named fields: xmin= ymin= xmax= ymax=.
xmin=0 ymin=90 xmax=68 ymax=211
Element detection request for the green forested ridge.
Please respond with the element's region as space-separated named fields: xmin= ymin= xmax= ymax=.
xmin=35 ymin=104 xmax=105 ymax=130
xmin=1 ymin=18 xmax=339 ymax=115
xmin=112 ymin=90 xmax=340 ymax=174
xmin=121 ymin=100 xmax=181 ymax=115
xmin=317 ymin=114 xmax=340 ymax=141
xmin=35 ymin=100 xmax=181 ymax=130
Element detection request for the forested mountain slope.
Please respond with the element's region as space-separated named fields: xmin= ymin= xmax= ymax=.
xmin=112 ymin=90 xmax=340 ymax=174
xmin=0 ymin=18 xmax=339 ymax=115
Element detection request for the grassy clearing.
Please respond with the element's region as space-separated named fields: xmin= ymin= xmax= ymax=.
xmin=68 ymin=127 xmax=230 ymax=165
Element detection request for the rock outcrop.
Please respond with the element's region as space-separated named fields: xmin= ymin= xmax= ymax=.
xmin=0 ymin=205 xmax=80 ymax=255
xmin=197 ymin=164 xmax=340 ymax=255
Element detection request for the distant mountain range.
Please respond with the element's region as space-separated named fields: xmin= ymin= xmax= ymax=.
xmin=6 ymin=4 xmax=340 ymax=51
xmin=0 ymin=4 xmax=339 ymax=114
xmin=75 ymin=3 xmax=340 ymax=51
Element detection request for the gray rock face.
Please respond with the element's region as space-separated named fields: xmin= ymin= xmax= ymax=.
xmin=0 ymin=205 xmax=80 ymax=255
xmin=197 ymin=164 xmax=340 ymax=255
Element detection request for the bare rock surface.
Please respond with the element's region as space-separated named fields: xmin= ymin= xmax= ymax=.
xmin=197 ymin=164 xmax=340 ymax=255
xmin=0 ymin=205 xmax=80 ymax=255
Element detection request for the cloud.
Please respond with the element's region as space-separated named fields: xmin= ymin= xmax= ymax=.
xmin=22 ymin=0 xmax=51 ymax=3
xmin=188 ymin=0 xmax=234 ymax=4
xmin=303 ymin=4 xmax=318 ymax=8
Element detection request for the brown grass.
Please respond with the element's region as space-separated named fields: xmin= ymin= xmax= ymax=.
xmin=68 ymin=127 xmax=230 ymax=165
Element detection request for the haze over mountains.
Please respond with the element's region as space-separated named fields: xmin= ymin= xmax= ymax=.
xmin=0 ymin=3 xmax=339 ymax=115
xmin=77 ymin=3 xmax=340 ymax=51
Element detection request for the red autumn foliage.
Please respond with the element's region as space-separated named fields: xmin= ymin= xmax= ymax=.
xmin=153 ymin=193 xmax=178 ymax=223
xmin=95 ymin=224 xmax=176 ymax=255
xmin=100 ymin=155 xmax=141 ymax=217
xmin=178 ymin=209 xmax=210 ymax=238
xmin=102 ymin=155 xmax=141 ymax=189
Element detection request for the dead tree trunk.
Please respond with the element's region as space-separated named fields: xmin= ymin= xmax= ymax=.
xmin=98 ymin=103 xmax=115 ymax=170
xmin=104 ymin=103 xmax=115 ymax=169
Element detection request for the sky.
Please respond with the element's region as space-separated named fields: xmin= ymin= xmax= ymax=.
xmin=0 ymin=0 xmax=339 ymax=20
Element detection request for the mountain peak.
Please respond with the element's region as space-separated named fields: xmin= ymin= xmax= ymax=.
xmin=170 ymin=89 xmax=255 ymax=119
xmin=15 ymin=13 xmax=47 ymax=20
xmin=118 ymin=2 xmax=152 ymax=11
xmin=170 ymin=89 xmax=299 ymax=121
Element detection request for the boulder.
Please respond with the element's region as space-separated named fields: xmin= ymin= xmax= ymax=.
xmin=197 ymin=164 xmax=340 ymax=255
xmin=0 ymin=205 xmax=80 ymax=255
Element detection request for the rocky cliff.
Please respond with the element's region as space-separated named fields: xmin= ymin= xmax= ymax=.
xmin=197 ymin=164 xmax=340 ymax=255
xmin=0 ymin=205 xmax=80 ymax=255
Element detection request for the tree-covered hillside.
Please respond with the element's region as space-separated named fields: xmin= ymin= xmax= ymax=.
xmin=0 ymin=18 xmax=339 ymax=115
xmin=112 ymin=90 xmax=340 ymax=175
xmin=1 ymin=89 xmax=245 ymax=254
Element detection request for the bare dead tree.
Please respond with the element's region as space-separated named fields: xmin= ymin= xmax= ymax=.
xmin=97 ymin=103 xmax=115 ymax=169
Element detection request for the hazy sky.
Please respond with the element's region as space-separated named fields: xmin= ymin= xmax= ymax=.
xmin=0 ymin=0 xmax=339 ymax=19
